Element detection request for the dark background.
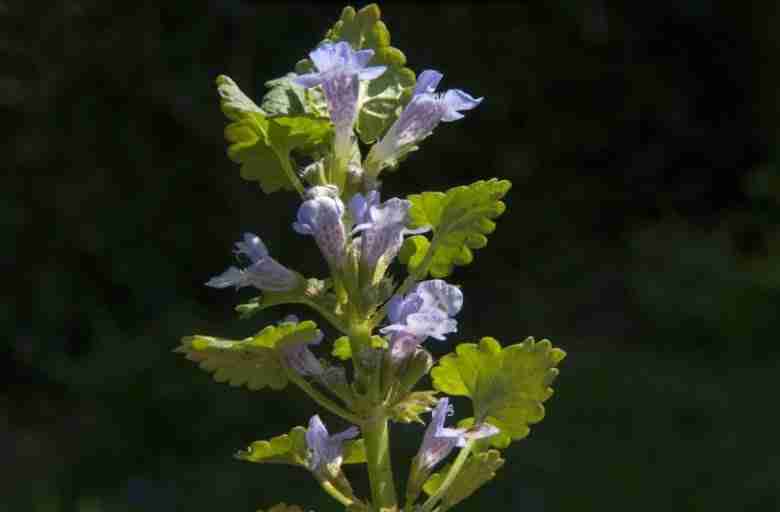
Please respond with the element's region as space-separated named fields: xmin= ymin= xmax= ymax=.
xmin=4 ymin=1 xmax=780 ymax=510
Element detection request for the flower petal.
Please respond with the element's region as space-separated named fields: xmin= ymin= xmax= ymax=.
xmin=235 ymin=232 xmax=269 ymax=262
xmin=415 ymin=280 xmax=464 ymax=317
xmin=413 ymin=69 xmax=444 ymax=96
xmin=353 ymin=48 xmax=376 ymax=68
xmin=293 ymin=72 xmax=324 ymax=89
xmin=441 ymin=89 xmax=483 ymax=122
xmin=358 ymin=65 xmax=387 ymax=81
xmin=309 ymin=43 xmax=342 ymax=72
xmin=205 ymin=266 xmax=246 ymax=289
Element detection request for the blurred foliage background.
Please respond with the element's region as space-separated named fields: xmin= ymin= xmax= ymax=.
xmin=4 ymin=1 xmax=780 ymax=510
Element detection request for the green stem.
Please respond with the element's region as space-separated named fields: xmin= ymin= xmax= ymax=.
xmin=318 ymin=479 xmax=355 ymax=507
xmin=276 ymin=151 xmax=305 ymax=197
xmin=301 ymin=298 xmax=349 ymax=335
xmin=363 ymin=414 xmax=398 ymax=510
xmin=419 ymin=440 xmax=474 ymax=512
xmin=286 ymin=369 xmax=362 ymax=424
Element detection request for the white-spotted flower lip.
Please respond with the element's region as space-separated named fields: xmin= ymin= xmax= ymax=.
xmin=293 ymin=186 xmax=348 ymax=269
xmin=380 ymin=279 xmax=464 ymax=361
xmin=205 ymin=233 xmax=299 ymax=292
xmin=350 ymin=194 xmax=430 ymax=284
xmin=294 ymin=41 xmax=387 ymax=160
xmin=305 ymin=414 xmax=359 ymax=479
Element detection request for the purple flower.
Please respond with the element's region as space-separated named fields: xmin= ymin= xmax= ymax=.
xmin=293 ymin=186 xmax=348 ymax=269
xmin=276 ymin=316 xmax=325 ymax=377
xmin=294 ymin=41 xmax=387 ymax=160
xmin=305 ymin=415 xmax=359 ymax=479
xmin=367 ymin=69 xmax=483 ymax=173
xmin=351 ymin=195 xmax=429 ymax=284
xmin=380 ymin=280 xmax=463 ymax=362
xmin=205 ymin=233 xmax=299 ymax=292
xmin=348 ymin=190 xmax=380 ymax=227
xmin=416 ymin=398 xmax=498 ymax=472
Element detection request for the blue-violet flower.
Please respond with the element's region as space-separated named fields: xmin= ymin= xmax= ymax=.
xmin=205 ymin=233 xmax=299 ymax=292
xmin=380 ymin=279 xmax=463 ymax=362
xmin=294 ymin=41 xmax=386 ymax=161
xmin=305 ymin=414 xmax=359 ymax=479
xmin=293 ymin=186 xmax=348 ymax=269
xmin=416 ymin=398 xmax=498 ymax=472
xmin=351 ymin=194 xmax=429 ymax=284
xmin=277 ymin=315 xmax=325 ymax=378
xmin=367 ymin=69 xmax=482 ymax=174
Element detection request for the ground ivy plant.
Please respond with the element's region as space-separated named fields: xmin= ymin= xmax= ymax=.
xmin=177 ymin=5 xmax=565 ymax=512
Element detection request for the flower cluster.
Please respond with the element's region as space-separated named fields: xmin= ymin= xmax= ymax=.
xmin=180 ymin=7 xmax=563 ymax=512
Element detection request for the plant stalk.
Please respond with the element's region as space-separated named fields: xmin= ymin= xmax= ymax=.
xmin=286 ymin=369 xmax=362 ymax=424
xmin=363 ymin=414 xmax=398 ymax=511
xmin=419 ymin=440 xmax=474 ymax=512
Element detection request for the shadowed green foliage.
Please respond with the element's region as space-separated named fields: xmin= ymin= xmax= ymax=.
xmin=422 ymin=449 xmax=505 ymax=509
xmin=217 ymin=75 xmax=332 ymax=193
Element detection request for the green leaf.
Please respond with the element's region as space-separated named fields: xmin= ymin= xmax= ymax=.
xmin=431 ymin=336 xmax=565 ymax=441
xmin=390 ymin=390 xmax=438 ymax=424
xmin=422 ymin=449 xmax=505 ymax=508
xmin=236 ymin=426 xmax=367 ymax=466
xmin=261 ymin=73 xmax=328 ymax=118
xmin=217 ymin=75 xmax=333 ymax=193
xmin=402 ymin=179 xmax=512 ymax=277
xmin=342 ymin=439 xmax=367 ymax=464
xmin=331 ymin=335 xmax=387 ymax=360
xmin=398 ymin=235 xmax=430 ymax=273
xmin=236 ymin=426 xmax=308 ymax=466
xmin=321 ymin=4 xmax=416 ymax=143
xmin=175 ymin=320 xmax=321 ymax=391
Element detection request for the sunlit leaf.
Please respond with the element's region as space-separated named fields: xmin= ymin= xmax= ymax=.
xmin=431 ymin=336 xmax=565 ymax=441
xmin=236 ymin=425 xmax=366 ymax=465
xmin=175 ymin=320 xmax=320 ymax=391
xmin=400 ymin=179 xmax=511 ymax=277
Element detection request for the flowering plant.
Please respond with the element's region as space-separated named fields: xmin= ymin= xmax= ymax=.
xmin=177 ymin=5 xmax=565 ymax=511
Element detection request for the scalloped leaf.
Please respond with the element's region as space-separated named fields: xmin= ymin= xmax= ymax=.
xmin=321 ymin=4 xmax=416 ymax=143
xmin=236 ymin=426 xmax=366 ymax=466
xmin=217 ymin=75 xmax=332 ymax=193
xmin=422 ymin=449 xmax=505 ymax=508
xmin=331 ymin=335 xmax=387 ymax=360
xmin=401 ymin=179 xmax=511 ymax=277
xmin=261 ymin=73 xmax=329 ymax=118
xmin=175 ymin=320 xmax=320 ymax=391
xmin=236 ymin=426 xmax=308 ymax=466
xmin=431 ymin=337 xmax=565 ymax=441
